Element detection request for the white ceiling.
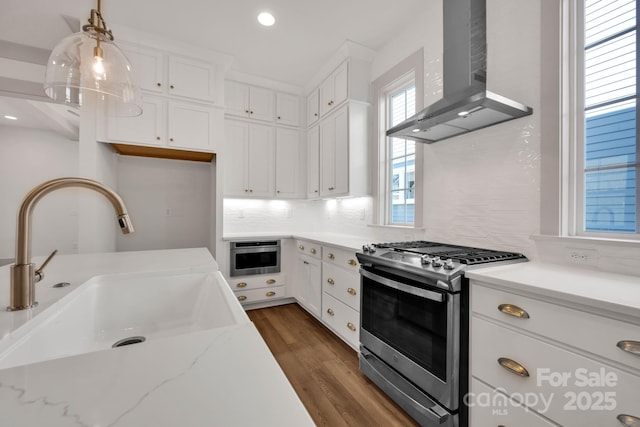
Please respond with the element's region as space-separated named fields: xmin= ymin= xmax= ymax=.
xmin=0 ymin=0 xmax=425 ymax=88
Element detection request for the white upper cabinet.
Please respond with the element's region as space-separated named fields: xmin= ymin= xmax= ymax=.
xmin=224 ymin=120 xmax=275 ymax=197
xmin=319 ymin=61 xmax=349 ymax=117
xmin=120 ymin=44 xmax=164 ymax=94
xmin=275 ymin=127 xmax=303 ymax=198
xmin=307 ymin=125 xmax=320 ymax=198
xmin=120 ymin=43 xmax=216 ymax=103
xmin=306 ymin=89 xmax=319 ymax=126
xmin=320 ymin=106 xmax=349 ymax=197
xmin=225 ymin=81 xmax=275 ymax=122
xmin=168 ymin=55 xmax=216 ymax=102
xmin=275 ymin=93 xmax=300 ymax=127
xmin=105 ymin=96 xmax=217 ymax=152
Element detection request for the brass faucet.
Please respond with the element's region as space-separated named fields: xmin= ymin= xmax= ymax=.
xmin=7 ymin=177 xmax=134 ymax=311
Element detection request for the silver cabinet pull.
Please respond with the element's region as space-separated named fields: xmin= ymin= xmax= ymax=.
xmin=617 ymin=341 xmax=640 ymax=356
xmin=617 ymin=414 xmax=640 ymax=427
xmin=498 ymin=304 xmax=530 ymax=319
xmin=497 ymin=357 xmax=530 ymax=377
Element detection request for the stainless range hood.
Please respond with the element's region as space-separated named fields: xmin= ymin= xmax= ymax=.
xmin=387 ymin=0 xmax=532 ymax=143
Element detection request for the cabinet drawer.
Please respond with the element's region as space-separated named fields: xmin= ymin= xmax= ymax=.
xmin=469 ymin=378 xmax=560 ymax=427
xmin=235 ymin=285 xmax=285 ymax=305
xmin=296 ymin=240 xmax=321 ymax=259
xmin=322 ymin=263 xmax=360 ymax=311
xmin=322 ymin=292 xmax=359 ymax=349
xmin=472 ymin=316 xmax=640 ymax=427
xmin=472 ymin=284 xmax=640 ymax=373
xmin=228 ymin=273 xmax=285 ymax=291
xmin=323 ymin=246 xmax=359 ymax=271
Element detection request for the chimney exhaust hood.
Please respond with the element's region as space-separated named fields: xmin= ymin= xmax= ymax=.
xmin=387 ymin=0 xmax=532 ymax=143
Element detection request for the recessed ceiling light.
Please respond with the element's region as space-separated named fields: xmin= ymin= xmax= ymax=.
xmin=4 ymin=115 xmax=18 ymax=120
xmin=257 ymin=12 xmax=275 ymax=27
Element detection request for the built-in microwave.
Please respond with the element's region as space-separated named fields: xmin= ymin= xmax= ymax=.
xmin=229 ymin=240 xmax=281 ymax=277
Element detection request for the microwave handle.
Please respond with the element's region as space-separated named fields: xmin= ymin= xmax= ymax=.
xmin=360 ymin=269 xmax=444 ymax=303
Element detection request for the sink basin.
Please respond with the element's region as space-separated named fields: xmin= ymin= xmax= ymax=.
xmin=0 ymin=269 xmax=248 ymax=370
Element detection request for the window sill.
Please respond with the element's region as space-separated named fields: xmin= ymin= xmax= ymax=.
xmin=367 ymin=224 xmax=425 ymax=231
xmin=531 ymin=234 xmax=640 ymax=249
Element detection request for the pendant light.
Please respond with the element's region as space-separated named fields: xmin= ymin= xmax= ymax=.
xmin=44 ymin=0 xmax=142 ymax=116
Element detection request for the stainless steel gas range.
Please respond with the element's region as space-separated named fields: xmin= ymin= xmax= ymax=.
xmin=356 ymin=241 xmax=527 ymax=427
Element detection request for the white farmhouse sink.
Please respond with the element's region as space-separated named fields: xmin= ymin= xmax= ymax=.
xmin=0 ymin=269 xmax=248 ymax=370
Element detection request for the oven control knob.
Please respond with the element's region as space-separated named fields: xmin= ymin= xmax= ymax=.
xmin=420 ymin=255 xmax=431 ymax=265
xmin=362 ymin=245 xmax=370 ymax=252
xmin=431 ymin=256 xmax=443 ymax=267
xmin=369 ymin=245 xmax=376 ymax=253
xmin=443 ymin=259 xmax=455 ymax=270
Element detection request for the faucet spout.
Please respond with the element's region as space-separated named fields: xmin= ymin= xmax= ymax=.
xmin=8 ymin=177 xmax=134 ymax=311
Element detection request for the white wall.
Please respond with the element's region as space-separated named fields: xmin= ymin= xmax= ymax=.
xmin=0 ymin=125 xmax=80 ymax=260
xmin=115 ymin=155 xmax=213 ymax=252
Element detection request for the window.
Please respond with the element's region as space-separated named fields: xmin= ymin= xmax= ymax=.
xmin=388 ymin=85 xmax=416 ymax=225
xmin=570 ymin=0 xmax=639 ymax=238
xmin=372 ymin=49 xmax=423 ymax=228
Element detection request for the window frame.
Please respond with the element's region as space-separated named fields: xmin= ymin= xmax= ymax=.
xmin=564 ymin=0 xmax=640 ymax=240
xmin=371 ymin=49 xmax=424 ymax=229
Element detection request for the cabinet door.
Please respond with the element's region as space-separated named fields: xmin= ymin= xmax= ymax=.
xmin=120 ymin=44 xmax=164 ymax=93
xmin=275 ymin=93 xmax=300 ymax=127
xmin=167 ymin=102 xmax=214 ymax=151
xmin=107 ymin=96 xmax=165 ymax=146
xmin=332 ymin=62 xmax=349 ymax=108
xmin=224 ymin=121 xmax=249 ymax=196
xmin=275 ymin=128 xmax=301 ymax=198
xmin=319 ymin=114 xmax=336 ymax=197
xmin=248 ymin=86 xmax=275 ymax=122
xmin=332 ymin=106 xmax=349 ymax=195
xmin=319 ymin=76 xmax=334 ymax=117
xmin=297 ymin=255 xmax=322 ymax=317
xmin=225 ymin=81 xmax=250 ymax=118
xmin=307 ymin=125 xmax=320 ymax=197
xmin=246 ymin=124 xmax=275 ymax=196
xmin=307 ymin=90 xmax=319 ymax=126
xmin=168 ymin=55 xmax=215 ymax=101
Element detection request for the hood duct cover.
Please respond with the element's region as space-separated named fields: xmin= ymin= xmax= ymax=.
xmin=387 ymin=0 xmax=532 ymax=143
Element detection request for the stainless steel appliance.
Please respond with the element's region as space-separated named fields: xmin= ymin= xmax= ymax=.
xmin=229 ymin=240 xmax=281 ymax=277
xmin=357 ymin=241 xmax=527 ymax=427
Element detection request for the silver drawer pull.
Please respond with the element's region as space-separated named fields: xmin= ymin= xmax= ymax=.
xmin=498 ymin=304 xmax=530 ymax=319
xmin=617 ymin=341 xmax=640 ymax=356
xmin=497 ymin=357 xmax=530 ymax=377
xmin=617 ymin=414 xmax=640 ymax=427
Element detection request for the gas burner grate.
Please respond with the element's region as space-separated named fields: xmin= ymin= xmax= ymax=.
xmin=372 ymin=241 xmax=527 ymax=265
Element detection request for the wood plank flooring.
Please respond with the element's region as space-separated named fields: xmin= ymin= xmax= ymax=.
xmin=247 ymin=303 xmax=419 ymax=427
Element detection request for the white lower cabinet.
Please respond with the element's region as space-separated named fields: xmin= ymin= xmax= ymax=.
xmin=470 ymin=281 xmax=640 ymax=427
xmin=295 ymin=253 xmax=322 ymax=317
xmin=229 ymin=273 xmax=285 ymax=305
xmin=322 ymin=293 xmax=359 ymax=349
xmin=294 ymin=241 xmax=361 ymax=350
xmin=470 ymin=378 xmax=559 ymax=427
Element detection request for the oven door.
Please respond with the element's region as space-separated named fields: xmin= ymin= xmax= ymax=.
xmin=360 ymin=267 xmax=460 ymax=411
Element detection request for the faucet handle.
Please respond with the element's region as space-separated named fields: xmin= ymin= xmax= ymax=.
xmin=35 ymin=249 xmax=58 ymax=282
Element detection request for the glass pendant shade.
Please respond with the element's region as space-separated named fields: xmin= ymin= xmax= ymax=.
xmin=44 ymin=31 xmax=142 ymax=117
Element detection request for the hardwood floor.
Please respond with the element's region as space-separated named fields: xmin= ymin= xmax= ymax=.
xmin=247 ymin=303 xmax=419 ymax=427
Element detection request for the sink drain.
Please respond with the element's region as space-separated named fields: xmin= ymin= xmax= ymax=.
xmin=112 ymin=336 xmax=146 ymax=348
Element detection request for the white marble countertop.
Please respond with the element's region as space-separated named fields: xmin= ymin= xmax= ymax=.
xmin=466 ymin=261 xmax=640 ymax=320
xmin=223 ymin=231 xmax=371 ymax=251
xmin=0 ymin=248 xmax=314 ymax=426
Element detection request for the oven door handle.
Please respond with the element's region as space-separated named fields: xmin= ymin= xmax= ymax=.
xmin=360 ymin=269 xmax=444 ymax=302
